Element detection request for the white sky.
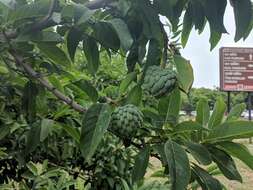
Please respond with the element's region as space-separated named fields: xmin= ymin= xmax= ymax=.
xmin=181 ymin=4 xmax=253 ymax=89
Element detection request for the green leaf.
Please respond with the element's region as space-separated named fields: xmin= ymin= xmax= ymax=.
xmin=217 ymin=141 xmax=253 ymax=170
xmin=83 ymin=37 xmax=100 ymax=75
xmin=192 ymin=164 xmax=222 ymax=190
xmin=132 ymin=146 xmax=150 ymax=183
xmin=158 ymin=95 xmax=170 ymax=116
xmin=146 ymin=39 xmax=162 ymax=67
xmin=76 ymin=7 xmax=94 ymax=25
xmin=119 ymin=72 xmax=137 ymax=94
xmin=37 ymin=43 xmax=70 ymax=66
xmin=186 ymin=142 xmax=212 ymax=165
xmin=26 ymin=161 xmax=38 ymax=176
xmin=207 ymin=121 xmax=253 ymax=142
xmin=108 ymin=18 xmax=133 ymax=51
xmin=203 ymin=0 xmax=227 ymax=33
xmin=73 ymin=79 xmax=98 ymax=103
xmin=0 ymin=65 xmax=8 ymax=74
xmin=209 ymin=29 xmax=221 ymax=51
xmin=226 ymin=103 xmax=246 ymax=121
xmin=67 ymin=28 xmax=82 ymax=62
xmin=8 ymin=0 xmax=50 ymax=23
xmin=25 ymin=123 xmax=41 ymax=155
xmin=174 ymin=55 xmax=194 ymax=93
xmin=208 ymin=146 xmax=242 ymax=182
xmin=231 ymin=0 xmax=252 ymax=41
xmin=15 ymin=31 xmax=63 ymax=43
xmin=181 ymin=4 xmax=193 ymax=47
xmin=126 ymin=84 xmax=142 ymax=106
xmin=22 ymin=81 xmax=38 ymax=123
xmin=60 ymin=124 xmax=80 ymax=143
xmin=208 ymin=97 xmax=226 ymax=128
xmin=0 ymin=0 xmax=16 ymax=9
xmin=80 ymin=104 xmax=112 ymax=161
xmin=93 ymin=21 xmax=120 ymax=51
xmin=40 ymin=119 xmax=53 ymax=142
xmin=165 ymin=88 xmax=181 ymax=125
xmin=190 ymin=0 xmax=206 ymax=33
xmin=174 ymin=121 xmax=209 ymax=134
xmin=196 ymin=99 xmax=210 ymax=126
xmin=0 ymin=126 xmax=10 ymax=140
xmin=164 ymin=140 xmax=190 ymax=190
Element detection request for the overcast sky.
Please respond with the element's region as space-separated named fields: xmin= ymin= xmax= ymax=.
xmin=181 ymin=4 xmax=253 ymax=89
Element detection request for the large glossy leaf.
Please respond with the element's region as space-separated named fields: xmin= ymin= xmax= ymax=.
xmin=226 ymin=103 xmax=246 ymax=121
xmin=83 ymin=37 xmax=100 ymax=75
xmin=165 ymin=88 xmax=181 ymax=125
xmin=164 ymin=140 xmax=190 ymax=190
xmin=174 ymin=55 xmax=194 ymax=93
xmin=186 ymin=142 xmax=212 ymax=165
xmin=217 ymin=141 xmax=253 ymax=170
xmin=40 ymin=119 xmax=53 ymax=142
xmin=126 ymin=84 xmax=142 ymax=106
xmin=0 ymin=126 xmax=10 ymax=140
xmin=203 ymin=0 xmax=227 ymax=33
xmin=25 ymin=123 xmax=41 ymax=155
xmin=73 ymin=79 xmax=98 ymax=103
xmin=196 ymin=99 xmax=210 ymax=127
xmin=146 ymin=39 xmax=162 ymax=67
xmin=181 ymin=4 xmax=193 ymax=47
xmin=80 ymin=104 xmax=112 ymax=161
xmin=37 ymin=43 xmax=70 ymax=66
xmin=76 ymin=7 xmax=94 ymax=25
xmin=0 ymin=0 xmax=16 ymax=9
xmin=192 ymin=164 xmax=222 ymax=190
xmin=108 ymin=18 xmax=133 ymax=52
xmin=166 ymin=88 xmax=181 ymax=125
xmin=67 ymin=28 xmax=82 ymax=62
xmin=58 ymin=123 xmax=80 ymax=143
xmin=231 ymin=0 xmax=252 ymax=41
xmin=132 ymin=146 xmax=150 ymax=183
xmin=206 ymin=121 xmax=253 ymax=142
xmin=22 ymin=81 xmax=38 ymax=123
xmin=93 ymin=21 xmax=120 ymax=51
xmin=8 ymin=0 xmax=50 ymax=23
xmin=208 ymin=146 xmax=242 ymax=182
xmin=209 ymin=29 xmax=222 ymax=51
xmin=208 ymin=97 xmax=226 ymax=128
xmin=174 ymin=121 xmax=208 ymax=134
xmin=190 ymin=0 xmax=206 ymax=33
xmin=15 ymin=31 xmax=63 ymax=43
xmin=119 ymin=72 xmax=137 ymax=95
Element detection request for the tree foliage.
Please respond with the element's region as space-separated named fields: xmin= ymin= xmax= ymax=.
xmin=0 ymin=0 xmax=253 ymax=189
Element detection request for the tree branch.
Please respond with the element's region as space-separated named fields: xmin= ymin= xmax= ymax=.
xmin=9 ymin=50 xmax=86 ymax=113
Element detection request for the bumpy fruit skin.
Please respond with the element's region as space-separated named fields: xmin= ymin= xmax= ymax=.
xmin=142 ymin=66 xmax=177 ymax=98
xmin=110 ymin=104 xmax=144 ymax=138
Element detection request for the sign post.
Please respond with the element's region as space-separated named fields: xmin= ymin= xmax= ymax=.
xmin=220 ymin=47 xmax=253 ymax=143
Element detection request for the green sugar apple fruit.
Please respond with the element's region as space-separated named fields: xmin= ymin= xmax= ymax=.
xmin=110 ymin=104 xmax=144 ymax=138
xmin=142 ymin=66 xmax=177 ymax=98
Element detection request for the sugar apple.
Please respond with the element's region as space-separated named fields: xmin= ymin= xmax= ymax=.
xmin=142 ymin=66 xmax=177 ymax=98
xmin=110 ymin=104 xmax=144 ymax=138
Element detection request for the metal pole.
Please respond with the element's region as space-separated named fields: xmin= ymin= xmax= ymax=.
xmin=248 ymin=92 xmax=252 ymax=144
xmin=227 ymin=91 xmax=231 ymax=113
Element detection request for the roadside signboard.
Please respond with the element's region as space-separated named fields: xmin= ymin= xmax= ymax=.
xmin=220 ymin=47 xmax=253 ymax=91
